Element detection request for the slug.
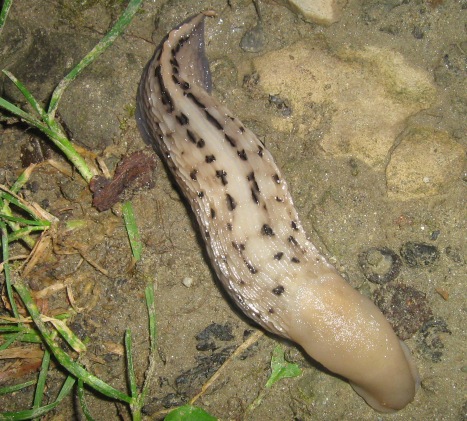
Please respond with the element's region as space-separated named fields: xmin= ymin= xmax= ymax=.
xmin=136 ymin=11 xmax=419 ymax=412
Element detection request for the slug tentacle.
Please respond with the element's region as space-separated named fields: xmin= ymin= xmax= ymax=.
xmin=136 ymin=11 xmax=419 ymax=413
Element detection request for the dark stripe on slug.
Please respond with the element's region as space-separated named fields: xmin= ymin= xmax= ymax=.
xmin=258 ymin=146 xmax=264 ymax=157
xmin=226 ymin=194 xmax=236 ymax=211
xmin=216 ymin=170 xmax=228 ymax=185
xmin=262 ymin=224 xmax=275 ymax=236
xmin=186 ymin=129 xmax=196 ymax=143
xmin=251 ymin=188 xmax=259 ymax=204
xmin=185 ymin=92 xmax=206 ymax=109
xmin=174 ymin=35 xmax=190 ymax=54
xmin=274 ymin=252 xmax=284 ymax=260
xmin=205 ymin=110 xmax=223 ymax=130
xmin=205 ymin=154 xmax=216 ymax=163
xmin=211 ymin=208 xmax=216 ymax=218
xmin=155 ymin=65 xmax=174 ymax=112
xmin=272 ymin=285 xmax=285 ymax=295
xmin=170 ymin=57 xmax=179 ymax=68
xmin=224 ymin=134 xmax=236 ymax=147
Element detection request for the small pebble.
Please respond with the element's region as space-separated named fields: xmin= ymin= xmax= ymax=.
xmin=400 ymin=242 xmax=440 ymax=267
xmin=182 ymin=277 xmax=193 ymax=287
xmin=358 ymin=247 xmax=401 ymax=284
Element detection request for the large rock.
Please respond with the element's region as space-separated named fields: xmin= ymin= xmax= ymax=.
xmin=386 ymin=127 xmax=465 ymax=200
xmin=253 ymin=41 xmax=437 ymax=170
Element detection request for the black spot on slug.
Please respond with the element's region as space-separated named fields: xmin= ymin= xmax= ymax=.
xmin=197 ymin=139 xmax=205 ymax=148
xmin=232 ymin=241 xmax=245 ymax=252
xmin=244 ymin=259 xmax=258 ymax=274
xmin=291 ymin=257 xmax=300 ymax=263
xmin=176 ymin=113 xmax=189 ymax=125
xmin=268 ymin=308 xmax=275 ymax=314
xmin=258 ymin=146 xmax=264 ymax=157
xmin=198 ymin=191 xmax=204 ymax=198
xmin=210 ymin=208 xmax=216 ymax=218
xmin=190 ymin=169 xmax=198 ymax=181
xmin=205 ymin=155 xmax=216 ymax=163
xmin=291 ymin=221 xmax=298 ymax=231
xmin=275 ymin=196 xmax=284 ymax=202
xmin=288 ymin=236 xmax=298 ymax=246
xmin=262 ymin=224 xmax=275 ymax=236
xmin=273 ymin=174 xmax=281 ymax=184
xmin=272 ymin=285 xmax=285 ymax=295
xmin=237 ymin=149 xmax=248 ymax=160
xmin=227 ymin=223 xmax=233 ymax=231
xmin=216 ymin=170 xmax=228 ymax=185
xmin=226 ymin=194 xmax=236 ymax=211
xmin=274 ymin=252 xmax=284 ymax=260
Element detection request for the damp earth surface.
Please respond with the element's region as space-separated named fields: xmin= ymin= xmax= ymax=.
xmin=0 ymin=0 xmax=466 ymax=420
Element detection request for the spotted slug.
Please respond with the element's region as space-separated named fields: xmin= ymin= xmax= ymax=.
xmin=136 ymin=11 xmax=419 ymax=412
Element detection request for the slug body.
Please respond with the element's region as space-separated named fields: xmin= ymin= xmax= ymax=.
xmin=136 ymin=12 xmax=419 ymax=412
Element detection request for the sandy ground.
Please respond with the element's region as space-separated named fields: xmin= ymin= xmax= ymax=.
xmin=0 ymin=0 xmax=466 ymax=420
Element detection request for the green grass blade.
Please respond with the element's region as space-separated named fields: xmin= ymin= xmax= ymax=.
xmin=0 ymin=380 xmax=36 ymax=396
xmin=47 ymin=0 xmax=144 ymax=117
xmin=77 ymin=378 xmax=96 ymax=421
xmin=0 ymin=376 xmax=75 ymax=420
xmin=145 ymin=285 xmax=157 ymax=353
xmin=122 ymin=201 xmax=142 ymax=261
xmin=165 ymin=405 xmax=218 ymax=421
xmin=0 ymin=191 xmax=42 ymax=220
xmin=7 ymin=226 xmax=49 ymax=243
xmin=10 ymin=165 xmax=36 ymax=194
xmin=13 ymin=280 xmax=132 ymax=404
xmin=0 ymin=221 xmax=19 ymax=318
xmin=0 ymin=331 xmax=21 ymax=350
xmin=2 ymin=70 xmax=47 ymax=120
xmin=33 ymin=349 xmax=50 ymax=412
xmin=0 ymin=0 xmax=13 ymax=34
xmin=0 ymin=214 xmax=51 ymax=227
xmin=0 ymin=96 xmax=44 ymax=129
xmin=125 ymin=329 xmax=138 ymax=398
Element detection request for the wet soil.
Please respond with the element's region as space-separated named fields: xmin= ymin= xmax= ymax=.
xmin=0 ymin=0 xmax=466 ymax=420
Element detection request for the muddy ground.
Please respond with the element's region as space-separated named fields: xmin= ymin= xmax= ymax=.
xmin=0 ymin=0 xmax=466 ymax=420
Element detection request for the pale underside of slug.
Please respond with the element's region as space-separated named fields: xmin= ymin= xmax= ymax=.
xmin=136 ymin=11 xmax=419 ymax=413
